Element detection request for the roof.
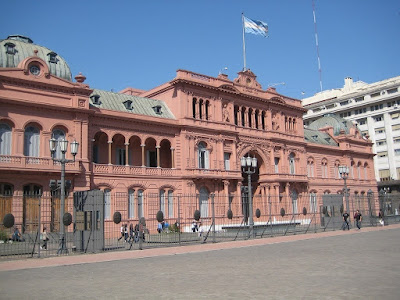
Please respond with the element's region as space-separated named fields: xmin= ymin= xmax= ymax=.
xmin=0 ymin=35 xmax=72 ymax=81
xmin=90 ymin=89 xmax=176 ymax=120
xmin=307 ymin=113 xmax=359 ymax=136
xmin=304 ymin=128 xmax=338 ymax=146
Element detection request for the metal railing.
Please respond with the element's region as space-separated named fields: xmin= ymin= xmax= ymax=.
xmin=1 ymin=192 xmax=399 ymax=260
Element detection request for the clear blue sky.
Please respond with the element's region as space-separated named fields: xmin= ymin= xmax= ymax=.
xmin=1 ymin=0 xmax=399 ymax=99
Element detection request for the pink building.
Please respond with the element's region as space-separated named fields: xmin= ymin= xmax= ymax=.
xmin=0 ymin=35 xmax=377 ymax=234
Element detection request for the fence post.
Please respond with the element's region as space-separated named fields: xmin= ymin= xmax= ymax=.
xmin=38 ymin=195 xmax=41 ymax=258
xmin=211 ymin=194 xmax=215 ymax=243
xmin=178 ymin=195 xmax=181 ymax=245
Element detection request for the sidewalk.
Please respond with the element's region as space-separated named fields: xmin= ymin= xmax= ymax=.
xmin=1 ymin=223 xmax=398 ymax=272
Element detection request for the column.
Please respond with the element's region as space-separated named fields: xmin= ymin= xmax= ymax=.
xmin=141 ymin=144 xmax=145 ymax=167
xmin=108 ymin=141 xmax=112 ymax=165
xmin=238 ymin=107 xmax=242 ymax=126
xmin=125 ymin=143 xmax=129 ymax=166
xmin=156 ymin=145 xmax=160 ymax=168
xmin=171 ymin=147 xmax=175 ymax=169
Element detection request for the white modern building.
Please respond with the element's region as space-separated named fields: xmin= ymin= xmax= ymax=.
xmin=302 ymin=76 xmax=400 ymax=183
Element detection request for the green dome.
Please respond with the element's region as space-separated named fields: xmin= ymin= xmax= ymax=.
xmin=0 ymin=35 xmax=72 ymax=81
xmin=308 ymin=113 xmax=358 ymax=136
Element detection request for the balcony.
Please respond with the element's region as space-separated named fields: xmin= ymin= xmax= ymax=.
xmin=0 ymin=155 xmax=80 ymax=173
xmin=92 ymin=163 xmax=180 ymax=177
xmin=183 ymin=168 xmax=242 ymax=180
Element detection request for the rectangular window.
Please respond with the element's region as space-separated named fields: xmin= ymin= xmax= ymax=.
xmin=371 ymin=92 xmax=380 ymax=98
xmin=391 ymin=113 xmax=399 ymax=119
xmin=274 ymin=157 xmax=279 ymax=173
xmin=224 ymin=153 xmax=231 ymax=170
xmin=374 ymin=116 xmax=383 ymax=122
xmin=340 ymin=100 xmax=349 ymax=106
xmin=358 ymin=119 xmax=366 ymax=125
xmin=375 ymin=128 xmax=385 ymax=134
xmin=394 ymin=138 xmax=400 ymax=144
xmin=392 ymin=124 xmax=400 ymax=131
xmin=377 ymin=152 xmax=388 ymax=158
xmin=387 ymin=88 xmax=398 ymax=94
xmin=395 ymin=149 xmax=400 ymax=156
xmin=355 ymin=96 xmax=364 ymax=102
xmin=376 ymin=140 xmax=386 ymax=146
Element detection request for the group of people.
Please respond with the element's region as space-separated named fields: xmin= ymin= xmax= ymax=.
xmin=157 ymin=221 xmax=170 ymax=233
xmin=118 ymin=223 xmax=141 ymax=243
xmin=342 ymin=210 xmax=363 ymax=230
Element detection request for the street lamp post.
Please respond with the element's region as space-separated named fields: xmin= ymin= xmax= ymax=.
xmin=339 ymin=165 xmax=350 ymax=214
xmin=241 ymin=155 xmax=257 ymax=237
xmin=49 ymin=138 xmax=79 ymax=254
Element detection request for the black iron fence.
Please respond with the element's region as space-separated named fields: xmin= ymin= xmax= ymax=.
xmin=1 ymin=191 xmax=400 ymax=260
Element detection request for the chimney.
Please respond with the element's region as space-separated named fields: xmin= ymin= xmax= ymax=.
xmin=344 ymin=77 xmax=353 ymax=91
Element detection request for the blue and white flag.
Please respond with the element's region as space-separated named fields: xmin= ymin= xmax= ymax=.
xmin=244 ymin=16 xmax=268 ymax=37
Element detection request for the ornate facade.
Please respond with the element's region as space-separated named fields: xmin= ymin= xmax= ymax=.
xmin=0 ymin=35 xmax=377 ymax=232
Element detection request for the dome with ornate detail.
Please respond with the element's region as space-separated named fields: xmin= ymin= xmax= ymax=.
xmin=307 ymin=113 xmax=360 ymax=136
xmin=0 ymin=35 xmax=72 ymax=81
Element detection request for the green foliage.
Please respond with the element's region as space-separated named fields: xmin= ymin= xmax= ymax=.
xmin=156 ymin=210 xmax=164 ymax=223
xmin=0 ymin=229 xmax=8 ymax=242
xmin=169 ymin=222 xmax=180 ymax=233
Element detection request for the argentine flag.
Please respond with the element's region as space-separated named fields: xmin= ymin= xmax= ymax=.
xmin=244 ymin=16 xmax=268 ymax=37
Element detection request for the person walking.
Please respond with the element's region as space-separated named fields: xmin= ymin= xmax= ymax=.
xmin=118 ymin=224 xmax=124 ymax=241
xmin=354 ymin=210 xmax=362 ymax=229
xmin=342 ymin=211 xmax=350 ymax=230
xmin=379 ymin=209 xmax=384 ymax=226
xmin=41 ymin=227 xmax=48 ymax=250
xmin=124 ymin=224 xmax=129 ymax=242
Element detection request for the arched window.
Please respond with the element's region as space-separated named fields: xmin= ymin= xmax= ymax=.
xmin=307 ymin=158 xmax=314 ymax=177
xmin=192 ymin=98 xmax=197 ymax=119
xmin=168 ymin=190 xmax=174 ymax=218
xmin=334 ymin=161 xmax=340 ymax=179
xmin=321 ymin=159 xmax=328 ymax=178
xmin=128 ymin=189 xmax=135 ymax=219
xmin=51 ymin=129 xmax=66 ymax=160
xmin=289 ymin=153 xmax=295 ymax=174
xmin=0 ymin=123 xmax=12 ymax=155
xmin=198 ymin=142 xmax=209 ymax=169
xmin=248 ymin=108 xmax=252 ymax=128
xmin=254 ymin=110 xmax=259 ymax=129
xmin=309 ymin=192 xmax=317 ymax=213
xmin=159 ymin=189 xmax=165 ymax=214
xmin=364 ymin=163 xmax=368 ymax=180
xmin=24 ymin=126 xmax=40 ymax=157
xmin=205 ymin=100 xmax=209 ymax=120
xmin=234 ymin=105 xmax=239 ymax=126
xmin=199 ymin=99 xmax=203 ymax=119
xmin=261 ymin=111 xmax=266 ymax=130
xmin=104 ymin=189 xmax=111 ymax=220
xmin=137 ymin=189 xmax=144 ymax=219
xmin=199 ymin=187 xmax=209 ymax=218
xmin=291 ymin=190 xmax=298 ymax=213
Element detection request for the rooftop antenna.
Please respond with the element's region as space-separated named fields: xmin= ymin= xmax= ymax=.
xmin=312 ymin=0 xmax=323 ymax=92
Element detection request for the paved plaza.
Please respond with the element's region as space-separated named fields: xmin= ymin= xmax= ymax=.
xmin=1 ymin=225 xmax=399 ymax=299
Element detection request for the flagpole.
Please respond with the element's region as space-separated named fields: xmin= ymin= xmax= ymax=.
xmin=242 ymin=13 xmax=247 ymax=71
